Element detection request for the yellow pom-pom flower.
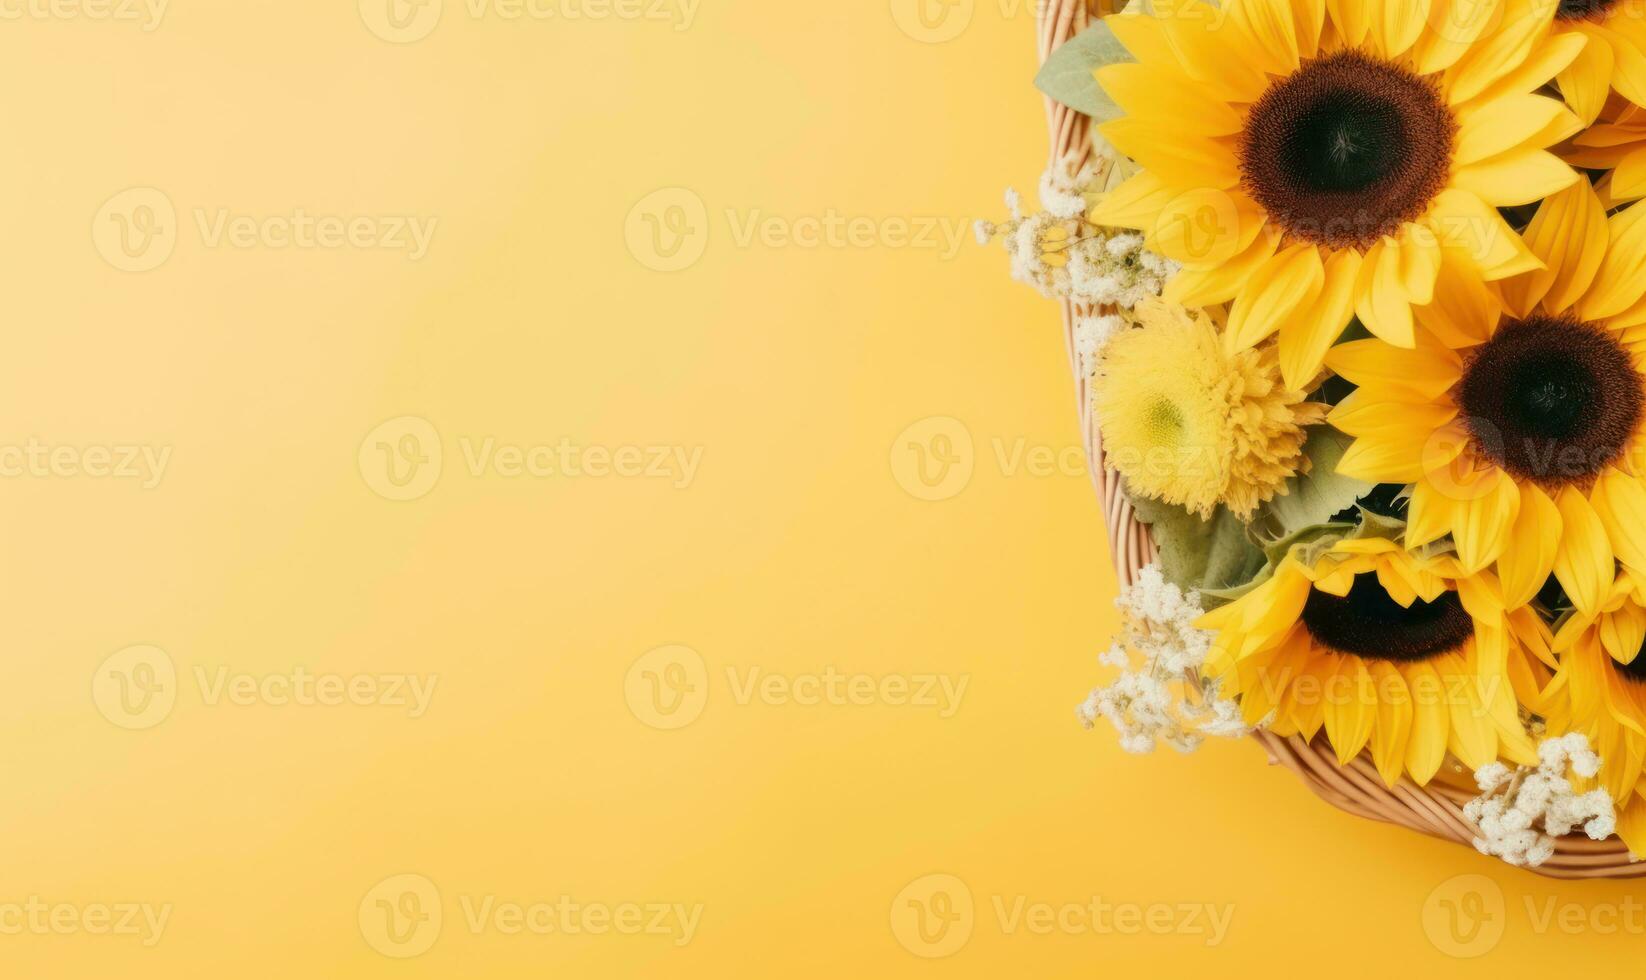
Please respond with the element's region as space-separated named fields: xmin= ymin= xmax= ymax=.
xmin=1198 ymin=535 xmax=1547 ymax=786
xmin=1090 ymin=0 xmax=1582 ymax=390
xmin=1094 ymin=299 xmax=1325 ymax=520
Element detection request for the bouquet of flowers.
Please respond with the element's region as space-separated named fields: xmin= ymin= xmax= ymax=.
xmin=985 ymin=0 xmax=1646 ymax=875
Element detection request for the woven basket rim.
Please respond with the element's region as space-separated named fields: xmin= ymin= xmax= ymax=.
xmin=1039 ymin=0 xmax=1643 ymax=879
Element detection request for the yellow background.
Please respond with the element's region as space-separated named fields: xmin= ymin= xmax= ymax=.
xmin=4 ymin=0 xmax=1644 ymax=975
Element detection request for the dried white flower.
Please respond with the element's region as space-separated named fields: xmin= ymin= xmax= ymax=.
xmin=1039 ymin=153 xmax=1099 ymax=220
xmin=1073 ymin=314 xmax=1126 ymax=378
xmin=1464 ymin=734 xmax=1617 ymax=867
xmin=979 ymin=151 xmax=1179 ymax=308
xmin=1077 ymin=565 xmax=1251 ymax=754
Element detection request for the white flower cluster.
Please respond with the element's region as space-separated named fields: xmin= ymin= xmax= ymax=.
xmin=1073 ymin=313 xmax=1126 ymax=378
xmin=976 ymin=154 xmax=1177 ymax=308
xmin=1077 ymin=565 xmax=1249 ymax=754
xmin=1464 ymin=734 xmax=1617 ymax=867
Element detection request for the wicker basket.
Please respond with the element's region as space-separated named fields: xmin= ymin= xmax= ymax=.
xmin=1040 ymin=0 xmax=1643 ymax=878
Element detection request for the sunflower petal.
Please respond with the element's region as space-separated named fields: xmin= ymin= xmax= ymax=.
xmin=1554 ymin=486 xmax=1615 ymax=617
xmin=1404 ymin=661 xmax=1450 ymax=783
xmin=1451 ymin=149 xmax=1579 ymax=207
xmin=1369 ymin=662 xmax=1414 ymax=787
xmin=1498 ymin=179 xmax=1608 ymax=319
xmin=1454 ymin=94 xmax=1576 ymax=167
xmin=1558 ymin=25 xmax=1614 ymax=127
xmin=1225 ymin=243 xmax=1325 ymax=353
xmin=1323 ymin=656 xmax=1376 ymax=765
xmin=1593 ymin=467 xmax=1646 ymax=577
xmin=1278 ymin=248 xmax=1358 ymax=389
xmin=1452 ymin=468 xmax=1520 ymax=573
xmin=1498 ymin=482 xmax=1561 ymax=608
xmin=1579 ymin=198 xmax=1646 ymax=322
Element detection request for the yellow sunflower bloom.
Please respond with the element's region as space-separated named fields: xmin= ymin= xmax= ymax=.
xmin=1090 ymin=0 xmax=1583 ymax=389
xmin=1564 ymin=101 xmax=1646 ymax=203
xmin=1542 ymin=568 xmax=1646 ymax=852
xmin=1327 ymin=180 xmax=1646 ymax=616
xmin=1200 ymin=534 xmax=1544 ymax=786
xmin=1549 ymin=1 xmax=1646 ymax=125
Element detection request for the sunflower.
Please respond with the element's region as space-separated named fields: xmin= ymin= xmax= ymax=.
xmin=1542 ymin=567 xmax=1646 ymax=851
xmin=1548 ymin=0 xmax=1646 ymax=125
xmin=1326 ymin=180 xmax=1646 ymax=617
xmin=1563 ymin=101 xmax=1646 ymax=203
xmin=1200 ymin=533 xmax=1544 ymax=785
xmin=1094 ymin=299 xmax=1326 ymax=518
xmin=1090 ymin=0 xmax=1583 ymax=390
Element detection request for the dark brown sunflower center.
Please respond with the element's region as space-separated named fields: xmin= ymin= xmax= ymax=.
xmin=1301 ymin=573 xmax=1472 ymax=662
xmin=1559 ymin=0 xmax=1621 ymax=21
xmin=1457 ymin=317 xmax=1643 ymax=485
xmin=1239 ymin=50 xmax=1454 ymax=248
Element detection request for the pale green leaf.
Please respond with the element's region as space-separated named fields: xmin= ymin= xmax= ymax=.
xmin=1128 ymin=491 xmax=1264 ymax=601
xmin=1249 ymin=427 xmax=1375 ymax=545
xmin=1033 ymin=21 xmax=1131 ymax=120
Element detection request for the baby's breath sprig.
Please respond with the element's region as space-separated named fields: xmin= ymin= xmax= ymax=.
xmin=1077 ymin=565 xmax=1252 ymax=754
xmin=1465 ymin=734 xmax=1617 ymax=868
xmin=977 ymin=151 xmax=1177 ymax=311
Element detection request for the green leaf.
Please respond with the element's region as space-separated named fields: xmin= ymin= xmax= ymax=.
xmin=1249 ymin=426 xmax=1375 ymax=545
xmin=1261 ymin=521 xmax=1357 ymax=569
xmin=1034 ymin=21 xmax=1131 ymax=120
xmin=1128 ymin=491 xmax=1265 ymax=600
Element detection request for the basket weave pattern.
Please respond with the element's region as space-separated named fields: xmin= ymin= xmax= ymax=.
xmin=1039 ymin=0 xmax=1643 ymax=878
